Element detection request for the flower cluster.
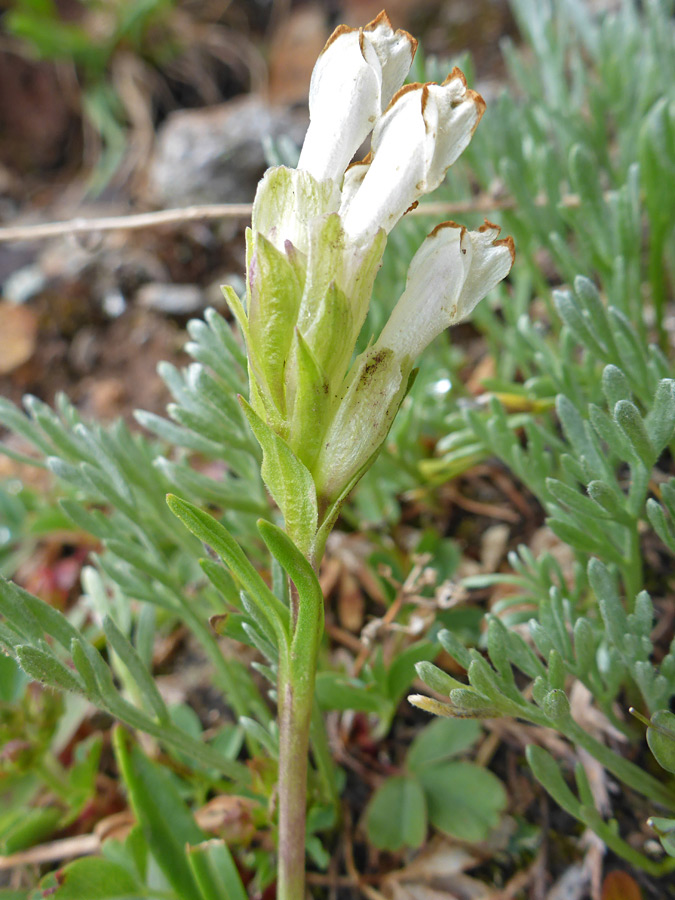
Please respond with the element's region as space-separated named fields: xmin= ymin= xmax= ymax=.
xmin=226 ymin=11 xmax=514 ymax=560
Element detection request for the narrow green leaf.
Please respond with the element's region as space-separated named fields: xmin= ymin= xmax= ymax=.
xmin=602 ymin=364 xmax=632 ymax=408
xmin=0 ymin=578 xmax=43 ymax=645
xmin=134 ymin=409 xmax=226 ymax=457
xmin=646 ymin=379 xmax=675 ymax=454
xmin=546 ymin=477 xmax=612 ymax=520
xmin=589 ymin=558 xmax=627 ymax=650
xmin=437 ymin=629 xmax=472 ymax=670
xmin=16 ymin=645 xmax=85 ymax=695
xmin=113 ymin=729 xmax=204 ymax=900
xmin=257 ymin=519 xmax=322 ymax=685
xmin=167 ymin=494 xmax=288 ymax=645
xmin=647 ymin=498 xmax=675 ymax=552
xmin=187 ymin=840 xmax=249 ymax=900
xmin=614 ymin=400 xmax=654 ymax=464
xmin=103 ymin=615 xmax=170 ymax=726
xmin=415 ymin=661 xmax=467 ymax=696
xmin=526 ymin=745 xmax=582 ymax=817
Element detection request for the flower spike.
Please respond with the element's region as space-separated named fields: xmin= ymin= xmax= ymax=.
xmin=228 ymin=10 xmax=513 ymax=555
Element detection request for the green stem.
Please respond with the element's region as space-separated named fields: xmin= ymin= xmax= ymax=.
xmin=566 ymin=720 xmax=675 ymax=811
xmin=648 ymin=224 xmax=668 ymax=350
xmin=271 ymin=532 xmax=325 ymax=900
xmin=277 ymin=663 xmax=315 ymax=900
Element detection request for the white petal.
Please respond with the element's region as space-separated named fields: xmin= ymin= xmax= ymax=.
xmin=377 ymin=223 xmax=467 ymax=360
xmin=297 ymin=15 xmax=416 ymax=184
xmin=377 ymin=220 xmax=514 ymax=361
xmin=340 ymin=158 xmax=370 ymax=209
xmin=363 ymin=11 xmax=417 ymax=111
xmin=422 ymin=73 xmax=481 ymax=187
xmin=455 ymin=222 xmax=515 ymax=321
xmin=341 ymin=72 xmax=485 ymax=241
xmin=298 ymin=28 xmax=382 ymax=183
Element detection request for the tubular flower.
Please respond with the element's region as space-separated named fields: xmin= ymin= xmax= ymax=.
xmin=297 ymin=12 xmax=417 ymax=183
xmin=314 ymin=221 xmax=515 ymax=502
xmin=340 ymin=71 xmax=485 ymax=242
xmin=225 ymin=10 xmax=514 ymax=560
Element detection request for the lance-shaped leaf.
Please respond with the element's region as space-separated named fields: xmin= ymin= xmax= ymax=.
xmin=167 ymin=494 xmax=289 ymax=645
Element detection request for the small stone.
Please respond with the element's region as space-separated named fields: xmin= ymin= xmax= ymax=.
xmin=136 ymin=282 xmax=204 ymax=315
xmin=0 ymin=301 xmax=38 ymax=373
xmin=146 ymin=95 xmax=307 ymax=207
xmin=3 ymin=263 xmax=46 ymax=304
xmin=102 ymin=290 xmax=127 ymax=318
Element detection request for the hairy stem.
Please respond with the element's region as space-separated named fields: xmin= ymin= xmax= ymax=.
xmin=274 ymin=543 xmax=325 ymax=900
xmin=277 ymin=665 xmax=315 ymax=900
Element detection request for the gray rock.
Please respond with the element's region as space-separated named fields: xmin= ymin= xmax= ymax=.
xmin=147 ymin=95 xmax=306 ymax=207
xmin=136 ymin=282 xmax=205 ymax=316
xmin=3 ymin=263 xmax=46 ymax=304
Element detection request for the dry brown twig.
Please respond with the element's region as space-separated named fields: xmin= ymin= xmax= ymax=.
xmin=0 ymin=193 xmax=584 ymax=244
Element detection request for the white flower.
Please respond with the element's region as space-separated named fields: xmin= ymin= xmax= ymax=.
xmin=297 ymin=12 xmax=417 ymax=184
xmin=376 ymin=220 xmax=515 ymax=361
xmin=313 ymin=221 xmax=514 ymax=503
xmin=340 ymin=70 xmax=485 ymax=241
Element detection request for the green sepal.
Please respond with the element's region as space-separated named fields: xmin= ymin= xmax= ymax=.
xmin=300 ymin=242 xmax=355 ymax=382
xmin=289 ymin=328 xmax=331 ymax=470
xmin=239 ymin=397 xmax=319 ymax=555
xmin=314 ymin=363 xmax=416 ymax=546
xmin=220 ymin=284 xmax=249 ymax=341
xmin=248 ymin=232 xmax=303 ymax=414
xmin=298 ymin=215 xmax=385 ymax=385
xmin=251 ymin=166 xmax=340 ymax=250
